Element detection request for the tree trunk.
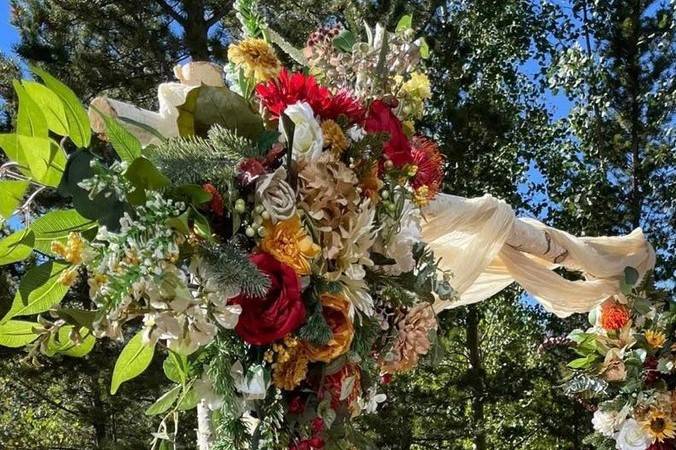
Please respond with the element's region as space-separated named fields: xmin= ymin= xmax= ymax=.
xmin=91 ymin=375 xmax=108 ymax=447
xmin=197 ymin=399 xmax=214 ymax=450
xmin=466 ymin=305 xmax=486 ymax=450
xmin=627 ymin=0 xmax=643 ymax=229
xmin=182 ymin=0 xmax=211 ymax=60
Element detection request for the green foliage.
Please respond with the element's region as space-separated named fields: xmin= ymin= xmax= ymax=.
xmin=1 ymin=261 xmax=71 ymax=323
xmin=101 ymin=113 xmax=142 ymax=162
xmin=0 ymin=179 xmax=29 ymax=219
xmin=145 ymin=385 xmax=182 ymax=416
xmin=0 ymin=229 xmax=35 ymax=266
xmin=110 ymin=331 xmax=156 ymax=395
xmin=0 ymin=320 xmax=41 ymax=347
xmin=147 ymin=125 xmax=255 ymax=189
xmin=196 ymin=241 xmax=271 ymax=298
xmin=29 ymin=208 xmax=96 ymax=255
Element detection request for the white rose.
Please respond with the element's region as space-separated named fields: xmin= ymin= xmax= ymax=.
xmin=615 ymin=419 xmax=651 ymax=450
xmin=280 ymin=101 xmax=323 ymax=161
xmin=592 ymin=405 xmax=630 ymax=437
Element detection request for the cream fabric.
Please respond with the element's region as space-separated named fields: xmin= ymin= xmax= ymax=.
xmin=422 ymin=194 xmax=656 ymax=317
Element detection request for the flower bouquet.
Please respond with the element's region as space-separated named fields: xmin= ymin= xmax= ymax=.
xmin=0 ymin=5 xmax=452 ymax=449
xmin=562 ymin=270 xmax=675 ymax=450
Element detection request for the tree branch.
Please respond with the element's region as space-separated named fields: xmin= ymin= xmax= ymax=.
xmin=153 ymin=0 xmax=186 ymax=25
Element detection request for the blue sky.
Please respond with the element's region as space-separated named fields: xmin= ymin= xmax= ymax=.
xmin=0 ymin=0 xmax=17 ymax=55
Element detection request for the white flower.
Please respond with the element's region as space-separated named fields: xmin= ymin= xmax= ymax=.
xmin=592 ymin=404 xmax=630 ymax=437
xmin=194 ymin=376 xmax=224 ymax=411
xmin=378 ymin=200 xmax=421 ymax=275
xmin=280 ymin=101 xmax=323 ymax=161
xmin=212 ymin=303 xmax=242 ymax=329
xmin=360 ymin=386 xmax=387 ymax=414
xmin=230 ymin=361 xmax=269 ymax=401
xmin=615 ymin=419 xmax=651 ymax=450
xmin=347 ymin=125 xmax=366 ymax=142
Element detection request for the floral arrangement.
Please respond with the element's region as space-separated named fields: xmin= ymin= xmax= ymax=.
xmin=0 ymin=4 xmax=452 ymax=448
xmin=562 ymin=270 xmax=675 ymax=450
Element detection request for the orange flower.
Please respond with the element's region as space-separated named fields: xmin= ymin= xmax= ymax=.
xmin=600 ymin=299 xmax=631 ymax=331
xmin=305 ymin=294 xmax=354 ymax=363
xmin=260 ymin=215 xmax=320 ymax=275
xmin=271 ymin=336 xmax=310 ymax=391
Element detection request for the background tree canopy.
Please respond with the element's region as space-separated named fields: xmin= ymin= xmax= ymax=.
xmin=0 ymin=0 xmax=673 ymax=448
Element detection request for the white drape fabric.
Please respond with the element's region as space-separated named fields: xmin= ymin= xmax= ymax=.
xmin=422 ymin=194 xmax=656 ymax=317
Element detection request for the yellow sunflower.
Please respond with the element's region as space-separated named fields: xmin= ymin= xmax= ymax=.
xmin=260 ymin=215 xmax=320 ymax=275
xmin=227 ymin=38 xmax=281 ymax=82
xmin=640 ymin=408 xmax=676 ymax=443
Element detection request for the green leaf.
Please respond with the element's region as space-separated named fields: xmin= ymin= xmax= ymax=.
xmin=0 ymin=320 xmax=41 ymax=348
xmin=396 ymin=14 xmax=412 ymax=32
xmin=624 ymin=266 xmax=639 ymax=285
xmin=22 ymin=81 xmax=69 ymax=136
xmin=13 ymin=80 xmax=48 ymax=137
xmin=419 ymin=37 xmax=430 ymax=58
xmin=177 ymin=385 xmax=200 ymax=411
xmin=568 ymin=354 xmax=598 ymax=369
xmin=145 ymin=385 xmax=182 ymax=416
xmin=0 ymin=229 xmax=35 ymax=266
xmin=110 ymin=331 xmax=156 ymax=394
xmin=102 ymin=115 xmax=142 ymax=162
xmin=172 ymin=184 xmax=212 ymax=205
xmin=0 ymin=180 xmax=29 ymax=219
xmin=29 ymin=65 xmax=92 ymax=148
xmin=1 ymin=261 xmax=71 ymax=323
xmin=333 ymin=30 xmax=356 ymax=52
xmin=124 ymin=157 xmax=171 ymax=205
xmin=177 ymin=86 xmax=264 ymax=141
xmin=30 ymin=209 xmax=97 ymax=254
xmin=53 ymin=308 xmax=97 ymax=329
xmin=163 ymin=351 xmax=189 ymax=385
xmin=17 ymin=135 xmax=67 ymax=187
xmin=44 ymin=325 xmax=96 ymax=357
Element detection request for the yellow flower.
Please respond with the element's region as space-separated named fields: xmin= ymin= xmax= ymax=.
xmin=305 ymin=294 xmax=354 ymax=363
xmin=227 ymin=38 xmax=281 ymax=82
xmin=321 ymin=120 xmax=349 ymax=155
xmin=260 ymin=215 xmax=320 ymax=275
xmin=51 ymin=232 xmax=85 ymax=265
xmin=271 ymin=336 xmax=310 ymax=390
xmin=640 ymin=408 xmax=676 ymax=443
xmin=58 ymin=267 xmax=79 ymax=286
xmin=413 ymin=185 xmax=431 ymax=207
xmin=645 ymin=330 xmax=667 ymax=349
xmin=402 ymin=71 xmax=431 ymax=99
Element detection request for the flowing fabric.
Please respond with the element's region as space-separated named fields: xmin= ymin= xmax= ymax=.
xmin=422 ymin=194 xmax=656 ymax=317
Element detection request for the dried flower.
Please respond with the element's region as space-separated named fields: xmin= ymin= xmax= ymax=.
xmin=321 ymin=120 xmax=349 ymax=155
xmin=381 ymin=303 xmax=437 ymax=373
xmin=255 ymin=167 xmax=296 ymax=222
xmin=272 ymin=336 xmax=310 ymax=390
xmin=645 ymin=330 xmax=667 ymax=349
xmin=228 ymin=38 xmax=281 ymax=82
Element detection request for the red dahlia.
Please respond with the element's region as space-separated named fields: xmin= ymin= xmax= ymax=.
xmin=255 ymin=70 xmax=364 ymax=123
xmin=411 ymin=136 xmax=444 ymax=201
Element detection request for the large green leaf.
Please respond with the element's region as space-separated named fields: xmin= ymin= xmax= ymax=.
xmin=22 ymin=81 xmax=69 ymax=136
xmin=0 ymin=180 xmax=29 ymax=219
xmin=145 ymin=385 xmax=182 ymax=416
xmin=0 ymin=320 xmax=41 ymax=348
xmin=0 ymin=229 xmax=35 ymax=266
xmin=0 ymin=134 xmax=31 ymax=178
xmin=1 ymin=261 xmax=71 ymax=323
xmin=110 ymin=331 xmax=156 ymax=394
xmin=102 ymin=114 xmax=142 ymax=162
xmin=30 ymin=209 xmax=97 ymax=254
xmin=124 ymin=157 xmax=171 ymax=205
xmin=16 ymin=135 xmax=66 ymax=187
xmin=177 ymin=86 xmax=264 ymax=141
xmin=29 ymin=64 xmax=91 ymax=148
xmin=44 ymin=325 xmax=96 ymax=357
xmin=13 ymin=81 xmax=48 ymax=138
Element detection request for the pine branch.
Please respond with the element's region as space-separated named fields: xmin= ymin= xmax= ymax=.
xmin=146 ymin=125 xmax=256 ymax=189
xmin=197 ymin=241 xmax=270 ymax=298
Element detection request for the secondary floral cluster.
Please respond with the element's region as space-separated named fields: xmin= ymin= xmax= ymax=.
xmin=564 ymin=288 xmax=675 ymax=450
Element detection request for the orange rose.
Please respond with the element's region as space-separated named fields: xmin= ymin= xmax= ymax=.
xmin=305 ymin=294 xmax=353 ymax=363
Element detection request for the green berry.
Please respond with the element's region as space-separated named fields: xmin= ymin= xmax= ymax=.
xmin=245 ymin=226 xmax=256 ymax=238
xmin=257 ymin=226 xmax=267 ymax=237
xmin=234 ymin=199 xmax=246 ymax=214
xmin=261 ymin=210 xmax=271 ymax=220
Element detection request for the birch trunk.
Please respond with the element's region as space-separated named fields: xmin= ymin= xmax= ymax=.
xmin=197 ymin=399 xmax=213 ymax=450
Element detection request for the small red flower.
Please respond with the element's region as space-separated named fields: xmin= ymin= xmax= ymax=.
xmin=256 ymin=70 xmax=364 ymax=123
xmin=380 ymin=373 xmax=393 ymax=385
xmin=364 ymin=100 xmax=413 ymax=168
xmin=288 ymin=396 xmax=305 ymax=415
xmin=308 ymin=437 xmax=325 ymax=448
xmin=237 ymin=158 xmax=267 ymax=187
xmin=202 ymin=183 xmax=224 ymax=217
xmin=411 ymin=136 xmax=444 ymax=201
xmin=311 ymin=417 xmax=325 ymax=434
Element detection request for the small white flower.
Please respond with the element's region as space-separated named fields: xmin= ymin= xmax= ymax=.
xmin=347 ymin=125 xmax=366 ymax=142
xmin=213 ymin=303 xmax=242 ymax=329
xmin=360 ymin=386 xmax=387 ymax=414
xmin=280 ymin=101 xmax=323 ymax=161
xmin=615 ymin=419 xmax=651 ymax=450
xmin=230 ymin=361 xmax=269 ymax=401
xmin=194 ymin=376 xmax=224 ymax=411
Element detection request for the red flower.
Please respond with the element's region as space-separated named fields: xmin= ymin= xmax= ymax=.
xmin=288 ymin=395 xmax=305 ymax=415
xmin=364 ymin=100 xmax=413 ymax=168
xmin=237 ymin=158 xmax=267 ymax=187
xmin=311 ymin=417 xmax=325 ymax=434
xmin=229 ymin=253 xmax=306 ymax=345
xmin=256 ymin=70 xmax=364 ymax=123
xmin=202 ymin=183 xmax=224 ymax=217
xmin=411 ymin=137 xmax=444 ymax=200
xmin=600 ymin=299 xmax=630 ymax=331
xmin=320 ymin=364 xmax=361 ymax=411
